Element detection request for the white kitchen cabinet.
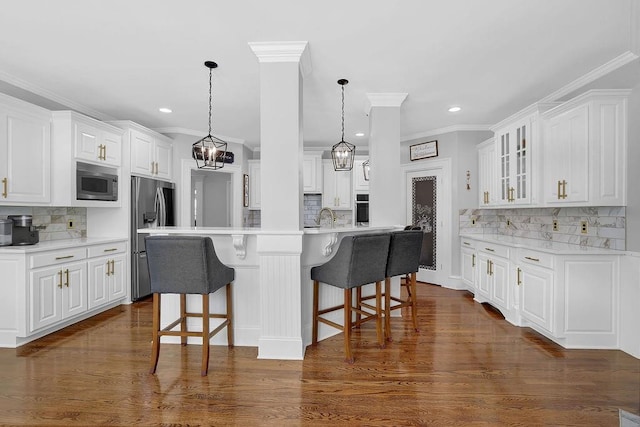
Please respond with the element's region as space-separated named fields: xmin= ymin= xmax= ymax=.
xmin=0 ymin=93 xmax=51 ymax=205
xmin=87 ymin=241 xmax=127 ymax=309
xmin=460 ymin=239 xmax=476 ymax=291
xmin=0 ymin=238 xmax=128 ymax=348
xmin=303 ymin=153 xmax=323 ymax=193
xmin=248 ymin=160 xmax=261 ymax=210
xmin=51 ymin=111 xmax=124 ymax=207
xmin=542 ymin=90 xmax=628 ymax=206
xmin=353 ymin=158 xmax=369 ymax=193
xmin=109 ymin=121 xmax=173 ymax=181
xmin=477 ymin=138 xmax=497 ymax=206
xmin=30 ymin=261 xmax=87 ymax=332
xmin=322 ymin=160 xmax=352 ymax=209
xmin=475 ymin=242 xmax=511 ymax=316
xmin=516 ymin=249 xmax=554 ymax=334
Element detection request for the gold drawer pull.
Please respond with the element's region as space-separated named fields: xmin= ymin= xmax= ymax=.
xmin=64 ymin=269 xmax=70 ymax=287
xmin=463 ymin=242 xmax=471 ymax=246
xmin=524 ymin=256 xmax=540 ymax=262
xmin=484 ymin=248 xmax=495 ymax=252
xmin=517 ymin=268 xmax=522 ymax=286
xmin=55 ymin=255 xmax=75 ymax=260
xmin=58 ymin=270 xmax=63 ymax=289
xmin=103 ymin=248 xmax=118 ymax=252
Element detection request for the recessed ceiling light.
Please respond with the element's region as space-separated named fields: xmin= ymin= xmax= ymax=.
xmin=448 ymin=106 xmax=461 ymax=113
xmin=355 ymin=132 xmax=365 ymax=137
xmin=159 ymin=107 xmax=172 ymax=113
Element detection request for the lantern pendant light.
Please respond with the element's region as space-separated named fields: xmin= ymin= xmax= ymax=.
xmin=331 ymin=79 xmax=355 ymax=171
xmin=362 ymin=159 xmax=370 ymax=181
xmin=192 ymin=61 xmax=228 ymax=170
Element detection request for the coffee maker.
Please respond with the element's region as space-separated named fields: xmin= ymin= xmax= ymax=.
xmin=8 ymin=215 xmax=39 ymax=245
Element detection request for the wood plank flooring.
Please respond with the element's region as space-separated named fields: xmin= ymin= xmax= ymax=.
xmin=0 ymin=283 xmax=638 ymax=426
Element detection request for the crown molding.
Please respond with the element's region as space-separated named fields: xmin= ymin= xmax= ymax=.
xmin=365 ymin=93 xmax=408 ymax=114
xmin=539 ymin=50 xmax=639 ymax=103
xmin=153 ymin=126 xmax=246 ymax=145
xmin=248 ymin=41 xmax=311 ymax=76
xmin=0 ymin=69 xmax=116 ymax=121
xmin=401 ymin=124 xmax=492 ymax=143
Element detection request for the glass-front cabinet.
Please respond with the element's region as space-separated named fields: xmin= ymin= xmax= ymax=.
xmin=496 ymin=119 xmax=530 ymax=205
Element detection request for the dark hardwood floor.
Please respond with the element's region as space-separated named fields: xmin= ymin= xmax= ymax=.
xmin=0 ymin=283 xmax=638 ymax=426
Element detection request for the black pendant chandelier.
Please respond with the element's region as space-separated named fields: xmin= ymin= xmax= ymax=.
xmin=331 ymin=79 xmax=355 ymax=171
xmin=192 ymin=61 xmax=228 ymax=170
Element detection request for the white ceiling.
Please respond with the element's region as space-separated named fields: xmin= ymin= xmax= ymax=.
xmin=0 ymin=0 xmax=638 ymax=150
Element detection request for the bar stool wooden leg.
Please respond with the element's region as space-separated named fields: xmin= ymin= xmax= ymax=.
xmin=201 ymin=294 xmax=210 ymax=377
xmin=375 ymin=281 xmax=385 ymax=349
xmin=355 ymin=287 xmax=362 ymax=328
xmin=312 ymin=280 xmax=319 ymax=345
xmin=149 ymin=293 xmax=161 ymax=374
xmin=343 ymin=289 xmax=354 ymax=363
xmin=226 ymin=283 xmax=234 ymax=347
xmin=410 ymin=272 xmax=419 ymax=332
xmin=180 ymin=294 xmax=187 ymax=346
xmin=384 ymin=277 xmax=392 ymax=342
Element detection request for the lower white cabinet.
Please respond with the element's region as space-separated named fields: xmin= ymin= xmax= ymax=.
xmin=460 ymin=235 xmax=621 ymax=351
xmin=0 ymin=238 xmax=128 ymax=348
xmin=248 ymin=160 xmax=261 ymax=209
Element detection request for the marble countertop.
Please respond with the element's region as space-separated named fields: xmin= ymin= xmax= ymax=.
xmin=138 ymin=226 xmax=398 ymax=235
xmin=0 ymin=237 xmax=126 ymax=254
xmin=460 ymin=233 xmax=626 ymax=255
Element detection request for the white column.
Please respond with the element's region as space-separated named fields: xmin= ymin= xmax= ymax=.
xmin=249 ymin=41 xmax=311 ymax=359
xmin=366 ymin=93 xmax=408 ymax=227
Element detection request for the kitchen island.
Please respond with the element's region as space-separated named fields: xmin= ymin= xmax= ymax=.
xmin=138 ymin=226 xmax=397 ymax=359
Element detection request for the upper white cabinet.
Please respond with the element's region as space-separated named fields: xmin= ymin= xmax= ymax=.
xmin=489 ymin=104 xmax=556 ymax=207
xmin=51 ymin=111 xmax=124 ymax=207
xmin=322 ymin=160 xmax=352 ymax=209
xmin=477 ymin=138 xmax=497 ymax=206
xmin=542 ymin=90 xmax=628 ymax=206
xmin=0 ymin=94 xmax=51 ymax=205
xmin=248 ymin=160 xmax=261 ymax=210
xmin=303 ymin=153 xmax=323 ymax=193
xmin=110 ymin=121 xmax=173 ymax=181
xmin=353 ymin=158 xmax=369 ymax=193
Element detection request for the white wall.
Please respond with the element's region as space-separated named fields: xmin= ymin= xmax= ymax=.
xmin=626 ymin=83 xmax=640 ymax=251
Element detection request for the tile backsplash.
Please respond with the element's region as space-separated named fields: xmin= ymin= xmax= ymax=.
xmin=244 ymin=194 xmax=354 ymax=228
xmin=0 ymin=207 xmax=87 ymax=241
xmin=459 ymin=207 xmax=625 ymax=250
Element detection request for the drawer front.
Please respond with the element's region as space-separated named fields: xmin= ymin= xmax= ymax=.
xmin=478 ymin=243 xmax=509 ymax=259
xmin=460 ymin=239 xmax=476 ymax=249
xmin=518 ymin=249 xmax=553 ymax=269
xmin=30 ymin=247 xmax=87 ymax=269
xmin=87 ymin=241 xmax=127 ymax=258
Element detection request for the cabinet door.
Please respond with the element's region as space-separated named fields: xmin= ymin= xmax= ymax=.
xmin=130 ymin=130 xmax=154 ymax=176
xmin=102 ymin=130 xmax=122 ymax=167
xmin=154 ymin=138 xmax=173 ymax=180
xmin=322 ymin=162 xmax=352 ymax=209
xmin=478 ymin=141 xmax=496 ymax=206
xmin=0 ymin=107 xmax=50 ymax=203
xmin=303 ymin=156 xmax=319 ymax=193
xmin=461 ymin=247 xmax=476 ymax=289
xmin=497 ymin=129 xmax=511 ymax=205
xmin=476 ymin=254 xmax=491 ymax=300
xmin=248 ymin=161 xmax=261 ymax=209
xmin=490 ymin=257 xmax=510 ymax=311
xmin=74 ymin=121 xmax=100 ymax=163
xmin=334 ymin=170 xmax=352 ymax=209
xmin=512 ymin=122 xmax=531 ymax=204
xmin=109 ymin=255 xmax=127 ymax=301
xmin=544 ymin=104 xmax=589 ymax=204
xmin=30 ymin=267 xmax=64 ymax=332
xmin=88 ymin=258 xmax=109 ymax=309
xmin=519 ymin=264 xmax=553 ymax=333
xmin=63 ymin=262 xmax=87 ymax=319
xmin=353 ymin=159 xmax=369 ymax=193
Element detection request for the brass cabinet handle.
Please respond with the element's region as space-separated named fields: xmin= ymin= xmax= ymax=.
xmin=55 ymin=255 xmax=75 ymax=260
xmin=509 ymin=187 xmax=515 ymax=202
xmin=486 ymin=260 xmax=490 ymax=275
xmin=64 ymin=269 xmax=70 ymax=287
xmin=1 ymin=177 xmax=7 ymax=198
xmin=562 ymin=180 xmax=567 ymax=199
xmin=151 ymin=161 xmax=155 ymax=174
xmin=98 ymin=144 xmax=104 ymax=160
xmin=463 ymin=241 xmax=471 ymax=246
xmin=557 ymin=180 xmax=562 ymax=200
xmin=489 ymin=260 xmax=493 ymax=276
xmin=102 ymin=144 xmax=107 ymax=160
xmin=110 ymin=259 xmax=115 ymax=275
xmin=103 ymin=248 xmax=118 ymax=252
xmin=485 ymin=247 xmax=495 ymax=252
xmin=524 ymin=256 xmax=540 ymax=262
xmin=472 ymin=254 xmax=475 ymax=267
xmin=106 ymin=260 xmax=111 ymax=276
xmin=58 ymin=270 xmax=63 ymax=289
xmin=517 ymin=267 xmax=522 ymax=286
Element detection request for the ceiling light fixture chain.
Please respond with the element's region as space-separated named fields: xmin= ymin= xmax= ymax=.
xmin=208 ymin=64 xmax=213 ymax=136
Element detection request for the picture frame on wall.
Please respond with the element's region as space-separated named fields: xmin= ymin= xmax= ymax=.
xmin=410 ymin=140 xmax=438 ymax=161
xmin=243 ymin=174 xmax=249 ymax=207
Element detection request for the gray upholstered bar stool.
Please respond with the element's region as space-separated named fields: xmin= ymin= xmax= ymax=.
xmin=145 ymin=235 xmax=234 ymax=376
xmin=384 ymin=229 xmax=424 ymax=341
xmin=311 ymin=232 xmax=391 ymax=363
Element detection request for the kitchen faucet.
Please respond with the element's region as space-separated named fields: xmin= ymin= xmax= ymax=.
xmin=316 ymin=207 xmax=336 ymax=228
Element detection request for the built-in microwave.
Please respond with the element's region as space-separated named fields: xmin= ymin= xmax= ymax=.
xmin=76 ymin=162 xmax=118 ymax=201
xmin=355 ymin=193 xmax=369 ymax=225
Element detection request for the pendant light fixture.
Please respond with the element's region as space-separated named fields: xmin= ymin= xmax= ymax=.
xmin=192 ymin=61 xmax=228 ymax=170
xmin=331 ymin=79 xmax=355 ymax=171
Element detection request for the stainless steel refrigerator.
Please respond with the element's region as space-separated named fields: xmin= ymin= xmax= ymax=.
xmin=131 ymin=176 xmax=175 ymax=301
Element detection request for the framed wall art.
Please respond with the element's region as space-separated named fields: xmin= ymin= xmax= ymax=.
xmin=410 ymin=140 xmax=438 ymax=161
